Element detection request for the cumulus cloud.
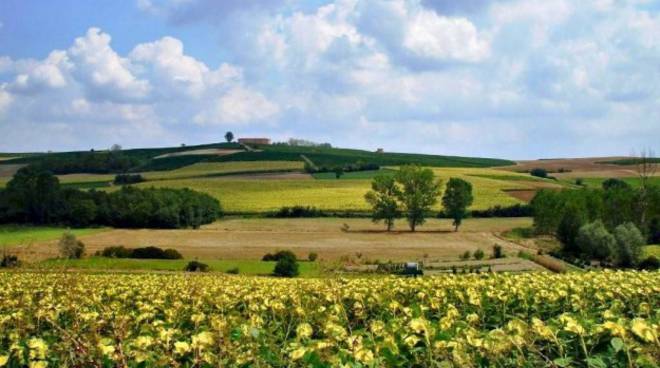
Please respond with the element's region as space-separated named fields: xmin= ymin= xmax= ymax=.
xmin=402 ymin=9 xmax=489 ymax=62
xmin=194 ymin=87 xmax=280 ymax=125
xmin=1 ymin=0 xmax=660 ymax=157
xmin=0 ymin=26 xmax=277 ymax=150
xmin=8 ymin=50 xmax=70 ymax=94
xmin=68 ymin=28 xmax=151 ymax=102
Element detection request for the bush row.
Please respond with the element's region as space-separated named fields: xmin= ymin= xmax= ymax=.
xmin=96 ymin=246 xmax=183 ymax=259
xmin=0 ymin=167 xmax=222 ymax=228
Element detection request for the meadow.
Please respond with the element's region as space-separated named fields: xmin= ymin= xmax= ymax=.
xmin=0 ymin=225 xmax=106 ymax=247
xmin=38 ymin=257 xmax=321 ymax=276
xmin=0 ymin=271 xmax=657 ymax=367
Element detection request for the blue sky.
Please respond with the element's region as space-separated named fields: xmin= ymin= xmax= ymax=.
xmin=0 ymin=0 xmax=658 ymax=159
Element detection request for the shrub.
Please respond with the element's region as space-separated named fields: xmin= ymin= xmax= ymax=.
xmin=460 ymin=251 xmax=471 ymax=260
xmin=575 ymin=178 xmax=584 ymax=186
xmin=98 ymin=246 xmax=132 ymax=258
xmin=271 ymin=206 xmax=324 ymax=218
xmin=0 ymin=254 xmax=20 ymax=268
xmin=474 ymin=249 xmax=485 ymax=260
xmin=273 ymin=256 xmax=299 ymax=277
xmin=613 ymin=222 xmax=644 ymax=267
xmin=184 ymin=261 xmax=209 ymax=272
xmin=59 ymin=232 xmax=85 ymax=259
xmin=308 ymin=252 xmax=318 ymax=262
xmin=576 ymin=220 xmax=615 ymax=260
xmin=530 ymin=168 xmax=548 ymax=178
xmin=113 ymin=174 xmax=145 ymax=185
xmin=638 ymin=256 xmax=659 ymax=270
xmin=262 ymin=250 xmax=297 ymax=262
xmin=471 ymin=204 xmax=532 ymax=218
xmin=602 ymin=178 xmax=630 ymax=191
xmin=226 ymin=267 xmax=240 ymax=274
xmin=492 ymin=244 xmax=505 ymax=259
xmin=163 ymin=248 xmax=183 ymax=260
xmin=131 ymin=246 xmax=183 ymax=260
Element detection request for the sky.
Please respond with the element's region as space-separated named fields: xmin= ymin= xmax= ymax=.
xmin=0 ymin=0 xmax=659 ymax=159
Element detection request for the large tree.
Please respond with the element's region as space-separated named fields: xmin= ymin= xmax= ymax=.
xmin=225 ymin=131 xmax=234 ymax=143
xmin=442 ymin=178 xmax=474 ymax=231
xmin=365 ymin=174 xmax=400 ymax=231
xmin=395 ymin=165 xmax=442 ymax=232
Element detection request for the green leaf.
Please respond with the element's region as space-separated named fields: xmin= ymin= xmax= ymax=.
xmin=586 ymin=357 xmax=607 ymax=368
xmin=554 ymin=357 xmax=573 ymax=367
xmin=610 ymin=337 xmax=624 ymax=352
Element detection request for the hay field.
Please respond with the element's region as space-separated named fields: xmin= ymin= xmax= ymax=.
xmin=0 ymin=225 xmax=108 ymax=247
xmin=12 ymin=217 xmax=533 ymax=262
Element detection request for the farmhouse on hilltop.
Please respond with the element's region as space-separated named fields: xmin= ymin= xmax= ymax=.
xmin=238 ymin=138 xmax=271 ymax=145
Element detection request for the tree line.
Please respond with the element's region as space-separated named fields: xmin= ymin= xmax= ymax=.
xmin=531 ymin=178 xmax=659 ymax=267
xmin=0 ymin=166 xmax=222 ymax=229
xmin=27 ymin=150 xmax=142 ymax=175
xmin=364 ymin=165 xmax=473 ymax=232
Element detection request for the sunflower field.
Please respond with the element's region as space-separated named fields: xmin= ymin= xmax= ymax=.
xmin=0 ymin=271 xmax=658 ymax=367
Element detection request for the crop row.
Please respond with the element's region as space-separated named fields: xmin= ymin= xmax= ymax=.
xmin=0 ymin=271 xmax=658 ymax=367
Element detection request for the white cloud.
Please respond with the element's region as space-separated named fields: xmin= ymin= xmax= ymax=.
xmin=0 ymin=88 xmax=12 ymax=116
xmin=9 ymin=50 xmax=70 ymax=93
xmin=130 ymin=36 xmax=210 ymax=97
xmin=2 ymin=1 xmax=660 ymax=157
xmin=68 ymin=28 xmax=151 ymax=102
xmin=194 ymin=87 xmax=279 ymax=125
xmin=403 ymin=8 xmax=489 ymax=62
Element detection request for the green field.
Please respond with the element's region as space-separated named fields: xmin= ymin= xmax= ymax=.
xmin=38 ymin=257 xmax=321 ymax=276
xmin=0 ymin=225 xmax=107 ymax=247
xmin=211 ymin=144 xmax=515 ymax=168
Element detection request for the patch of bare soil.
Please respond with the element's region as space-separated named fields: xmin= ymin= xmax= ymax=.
xmin=0 ymin=164 xmax=26 ymax=177
xmin=503 ymin=189 xmax=539 ymax=202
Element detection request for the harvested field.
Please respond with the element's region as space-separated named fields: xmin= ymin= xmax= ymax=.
xmin=503 ymin=189 xmax=540 ymax=202
xmin=11 ymin=217 xmax=533 ymax=262
xmin=504 ymin=156 xmax=660 ymax=179
xmin=0 ymin=164 xmax=25 ymax=177
xmin=504 ymin=157 xmax=629 ymax=172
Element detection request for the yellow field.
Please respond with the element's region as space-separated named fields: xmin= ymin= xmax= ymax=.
xmin=1 ymin=271 xmax=658 ymax=367
xmin=0 ymin=163 xmax=563 ymax=212
xmin=135 ymin=178 xmax=372 ymax=213
xmin=131 ymin=167 xmax=548 ymax=213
